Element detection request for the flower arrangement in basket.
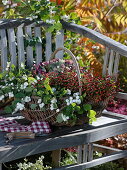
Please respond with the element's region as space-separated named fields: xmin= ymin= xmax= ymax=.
xmin=0 ymin=47 xmax=119 ymax=126
xmin=21 ymin=47 xmax=97 ymax=126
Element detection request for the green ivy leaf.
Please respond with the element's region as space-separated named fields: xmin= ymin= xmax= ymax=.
xmin=83 ymin=93 xmax=86 ymax=98
xmin=37 ymin=90 xmax=44 ymax=97
xmin=75 ymin=106 xmax=81 ymax=112
xmin=56 ymin=113 xmax=68 ymax=123
xmin=44 ymin=78 xmax=53 ymax=93
xmin=88 ymin=110 xmax=97 ymax=124
xmin=78 ymin=59 xmax=85 ymax=67
xmin=25 ymin=87 xmax=33 ymax=93
xmin=88 ymin=110 xmax=96 ymax=117
xmin=30 ymin=104 xmax=37 ymax=110
xmin=71 ymin=103 xmax=76 ymax=107
xmin=0 ymin=90 xmax=3 ymax=95
xmin=28 ymin=77 xmax=36 ymax=84
xmin=4 ymin=106 xmax=12 ymax=113
xmin=78 ymin=110 xmax=84 ymax=115
xmin=83 ymin=104 xmax=92 ymax=111
xmin=15 ymin=92 xmax=25 ymax=98
xmin=0 ymin=73 xmax=3 ymax=79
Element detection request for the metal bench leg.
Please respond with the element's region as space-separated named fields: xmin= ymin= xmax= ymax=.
xmin=52 ymin=149 xmax=61 ymax=168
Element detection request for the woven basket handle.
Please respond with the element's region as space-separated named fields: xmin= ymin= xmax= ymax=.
xmin=51 ymin=47 xmax=82 ymax=95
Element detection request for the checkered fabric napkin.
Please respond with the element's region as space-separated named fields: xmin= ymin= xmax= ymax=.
xmin=0 ymin=117 xmax=51 ymax=133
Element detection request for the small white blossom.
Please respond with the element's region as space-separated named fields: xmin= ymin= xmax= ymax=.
xmin=6 ymin=62 xmax=11 ymax=68
xmin=60 ymin=59 xmax=65 ymax=63
xmin=50 ymin=103 xmax=55 ymax=110
xmin=21 ymin=63 xmax=25 ymax=68
xmin=20 ymin=82 xmax=28 ymax=89
xmin=67 ymin=89 xmax=71 ymax=95
xmin=76 ymin=56 xmax=80 ymax=60
xmin=8 ymin=92 xmax=14 ymax=98
xmin=39 ymin=103 xmax=45 ymax=109
xmin=2 ymin=0 xmax=9 ymax=5
xmin=51 ymin=98 xmax=57 ymax=103
xmin=56 ymin=109 xmax=60 ymax=113
xmin=22 ymin=75 xmax=27 ymax=80
xmin=38 ymin=99 xmax=42 ymax=104
xmin=0 ymin=95 xmax=4 ymax=101
xmin=24 ymin=96 xmax=31 ymax=103
xmin=73 ymin=92 xmax=79 ymax=97
xmin=46 ymin=19 xmax=55 ymax=24
xmin=9 ymin=77 xmax=14 ymax=81
xmin=5 ymin=93 xmax=8 ymax=97
xmin=20 ymin=84 xmax=24 ymax=89
xmin=65 ymin=99 xmax=69 ymax=103
xmin=61 ymin=15 xmax=70 ymax=21
xmin=24 ymin=82 xmax=28 ymax=87
xmin=72 ymin=99 xmax=76 ymax=103
xmin=16 ymin=103 xmax=25 ymax=111
xmin=76 ymin=99 xmax=81 ymax=104
xmin=66 ymin=102 xmax=70 ymax=106
xmin=52 ymin=87 xmax=56 ymax=92
xmin=76 ymin=96 xmax=80 ymax=100
xmin=36 ymin=76 xmax=40 ymax=80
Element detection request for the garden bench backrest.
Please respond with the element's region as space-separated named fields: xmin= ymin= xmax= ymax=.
xmin=0 ymin=19 xmax=127 ymax=81
xmin=0 ymin=19 xmax=64 ymax=71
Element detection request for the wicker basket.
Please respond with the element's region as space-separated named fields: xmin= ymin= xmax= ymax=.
xmin=21 ymin=47 xmax=108 ymax=125
xmin=21 ymin=96 xmax=65 ymax=124
xmin=0 ymin=97 xmax=14 ymax=109
xmin=86 ymin=98 xmax=109 ymax=117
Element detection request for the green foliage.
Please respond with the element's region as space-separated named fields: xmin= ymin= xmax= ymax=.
xmin=88 ymin=110 xmax=97 ymax=124
xmin=61 ymin=150 xmax=124 ymax=170
xmin=17 ymin=156 xmax=51 ymax=170
xmin=87 ymin=162 xmax=124 ymax=170
xmin=2 ymin=0 xmax=79 ymax=32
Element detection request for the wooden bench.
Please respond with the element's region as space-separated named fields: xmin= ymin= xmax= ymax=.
xmin=0 ymin=19 xmax=127 ymax=169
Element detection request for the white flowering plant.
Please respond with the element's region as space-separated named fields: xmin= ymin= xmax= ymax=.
xmin=0 ymin=63 xmax=36 ymax=113
xmin=2 ymin=0 xmax=81 ymax=32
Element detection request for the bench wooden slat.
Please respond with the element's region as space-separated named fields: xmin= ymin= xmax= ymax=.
xmin=0 ymin=29 xmax=7 ymax=71
xmin=55 ymin=30 xmax=64 ymax=59
xmin=115 ymin=92 xmax=127 ymax=100
xmin=61 ymin=20 xmax=127 ymax=57
xmin=7 ymin=28 xmax=17 ymax=66
xmin=83 ymin=145 xmax=88 ymax=163
xmin=45 ymin=32 xmax=52 ymax=61
xmin=34 ymin=27 xmax=42 ymax=64
xmin=113 ymin=52 xmax=120 ymax=75
xmin=77 ymin=145 xmax=82 ymax=164
xmin=25 ymin=26 xmax=33 ymax=67
xmin=108 ymin=50 xmax=115 ymax=76
xmin=17 ymin=26 xmax=25 ymax=67
xmin=102 ymin=47 xmax=110 ymax=76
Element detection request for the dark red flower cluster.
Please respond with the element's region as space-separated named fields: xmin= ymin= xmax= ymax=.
xmin=82 ymin=72 xmax=119 ymax=103
xmin=33 ymin=59 xmax=119 ymax=103
xmin=46 ymin=70 xmax=80 ymax=92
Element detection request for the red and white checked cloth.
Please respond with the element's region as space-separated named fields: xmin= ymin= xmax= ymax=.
xmin=0 ymin=117 xmax=51 ymax=133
